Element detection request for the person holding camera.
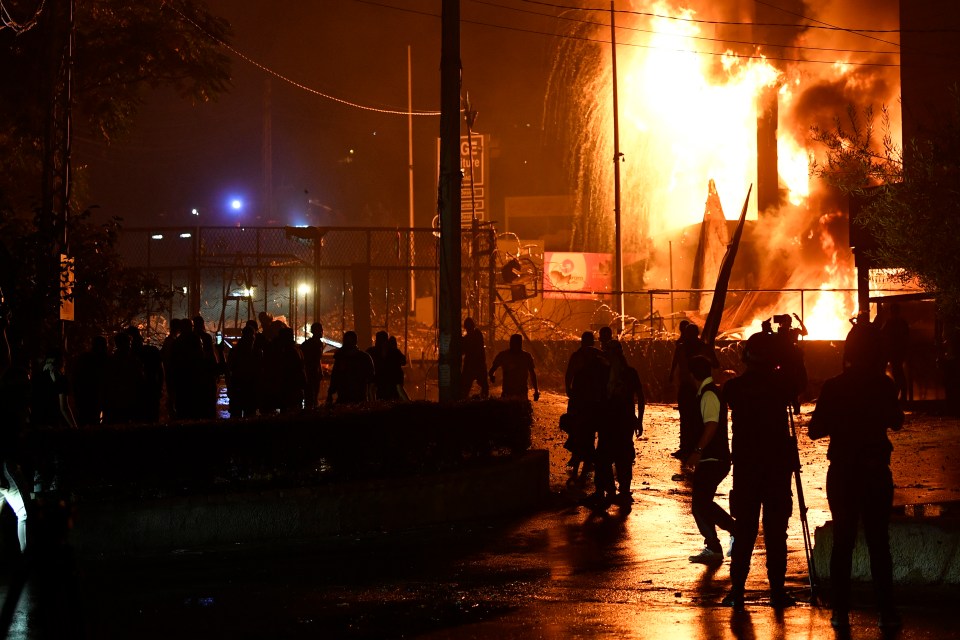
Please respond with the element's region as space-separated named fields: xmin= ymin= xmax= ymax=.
xmin=721 ymin=332 xmax=796 ymax=609
xmin=770 ymin=313 xmax=808 ymax=413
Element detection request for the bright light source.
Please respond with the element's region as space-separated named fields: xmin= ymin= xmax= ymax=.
xmin=235 ymin=287 xmax=255 ymax=298
xmin=297 ymin=283 xmax=311 ymax=295
xmin=181 ymin=286 xmax=188 ymax=294
xmin=191 ymin=208 xmax=199 ymax=216
xmin=179 ymin=233 xmax=192 ymax=239
xmin=151 ymin=234 xmax=163 ymax=240
xmin=230 ymin=199 xmax=243 ymax=210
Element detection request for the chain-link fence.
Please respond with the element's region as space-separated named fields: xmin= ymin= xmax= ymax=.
xmin=118 ymin=226 xmax=498 ymax=360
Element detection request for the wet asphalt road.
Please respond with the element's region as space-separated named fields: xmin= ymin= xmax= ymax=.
xmin=1 ymin=397 xmax=958 ymax=639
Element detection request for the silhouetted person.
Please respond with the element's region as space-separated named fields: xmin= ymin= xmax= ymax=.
xmin=563 ymin=331 xmax=609 ymax=476
xmin=598 ymin=325 xmax=614 ymax=351
xmin=488 ymin=333 xmax=539 ymax=401
xmin=160 ymin=319 xmax=184 ymax=420
xmin=171 ymin=317 xmax=204 ymax=419
xmin=460 ymin=317 xmax=488 ymax=399
xmin=367 ymin=330 xmax=404 ymax=401
xmin=881 ymin=302 xmax=910 ymax=401
xmin=326 ymin=330 xmax=375 ymax=405
xmin=721 ymin=332 xmax=796 ymax=610
xmin=773 ymin=313 xmax=808 ymax=413
xmin=593 ymin=340 xmax=644 ymax=508
xmin=31 ymin=348 xmax=77 ymax=429
xmin=275 ymin=326 xmax=306 ymax=413
xmin=387 ymin=336 xmax=408 ymax=400
xmin=684 ymin=354 xmax=735 ymax=564
xmin=103 ymin=332 xmax=144 ymax=424
xmin=671 ymin=322 xmax=703 ymax=460
xmin=808 ymin=323 xmax=904 ymax=631
xmin=193 ymin=315 xmax=220 ymax=419
xmin=73 ymin=335 xmax=109 ymax=426
xmin=301 ymin=322 xmax=325 ymax=409
xmin=227 ymin=323 xmax=260 ymax=418
xmin=126 ymin=326 xmax=163 ymax=423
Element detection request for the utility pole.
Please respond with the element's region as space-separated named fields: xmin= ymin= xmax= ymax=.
xmin=438 ymin=0 xmax=463 ymax=401
xmin=39 ymin=0 xmax=75 ymax=351
xmin=610 ymin=1 xmax=625 ymax=333
xmin=407 ymin=45 xmax=416 ymax=319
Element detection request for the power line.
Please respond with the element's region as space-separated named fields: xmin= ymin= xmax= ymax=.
xmin=751 ymin=0 xmax=899 ymax=49
xmin=163 ymin=2 xmax=441 ymax=117
xmin=470 ymin=0 xmax=901 ymax=56
xmin=358 ymin=0 xmax=902 ymax=68
xmin=519 ymin=0 xmax=956 ymax=35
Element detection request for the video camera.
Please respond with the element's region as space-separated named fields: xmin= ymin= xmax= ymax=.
xmin=772 ymin=313 xmax=791 ymax=325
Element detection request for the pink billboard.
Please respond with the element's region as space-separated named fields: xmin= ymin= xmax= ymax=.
xmin=543 ymin=252 xmax=613 ymax=300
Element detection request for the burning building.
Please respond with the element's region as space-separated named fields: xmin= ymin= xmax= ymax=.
xmin=545 ymin=0 xmax=905 ymax=340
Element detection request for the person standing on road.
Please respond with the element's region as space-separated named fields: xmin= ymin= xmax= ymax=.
xmin=488 ymin=333 xmax=539 ymax=402
xmin=684 ymin=355 xmax=735 ymax=564
xmin=594 ymin=340 xmax=644 ymax=508
xmin=563 ymin=331 xmax=609 ymax=477
xmin=808 ymin=323 xmax=904 ymax=630
xmin=721 ymin=332 xmax=796 ymax=609
xmin=460 ymin=317 xmax=489 ymax=399
xmin=301 ymin=322 xmax=325 ymax=409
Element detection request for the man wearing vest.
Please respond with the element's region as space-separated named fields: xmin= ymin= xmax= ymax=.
xmin=684 ymin=355 xmax=735 ymax=564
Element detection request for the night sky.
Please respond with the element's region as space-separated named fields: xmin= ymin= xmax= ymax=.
xmin=73 ymin=0 xmax=568 ymax=230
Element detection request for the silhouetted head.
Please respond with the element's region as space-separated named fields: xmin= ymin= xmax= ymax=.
xmin=279 ymin=326 xmax=295 ymax=343
xmin=310 ymin=322 xmax=323 ymax=337
xmin=92 ymin=335 xmax=108 ymax=355
xmin=580 ymin=331 xmax=595 ymax=347
xmin=844 ymin=320 xmax=884 ymax=372
xmin=683 ymin=323 xmax=700 ymax=340
xmin=343 ymin=331 xmax=358 ymax=348
xmin=245 ymin=319 xmax=259 ymax=332
xmin=689 ymin=355 xmax=712 ymax=383
xmin=258 ymin=311 xmax=272 ymax=327
xmin=598 ymin=326 xmax=613 ymax=343
xmin=509 ymin=334 xmax=522 ymax=351
xmin=742 ymin=332 xmax=775 ymax=369
xmin=375 ymin=330 xmax=388 ymax=347
xmin=113 ymin=331 xmax=131 ymax=352
xmin=607 ymin=339 xmax=623 ymax=356
xmin=124 ymin=326 xmax=143 ymax=349
xmin=192 ymin=316 xmax=205 ymax=332
xmin=463 ymin=317 xmax=476 ymax=332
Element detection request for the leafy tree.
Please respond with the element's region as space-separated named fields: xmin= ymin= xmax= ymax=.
xmin=0 ymin=0 xmax=231 ymax=351
xmin=812 ymin=95 xmax=960 ymax=325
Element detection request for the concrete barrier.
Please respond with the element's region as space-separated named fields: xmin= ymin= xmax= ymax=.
xmin=813 ymin=503 xmax=960 ymax=585
xmin=69 ymin=450 xmax=550 ymax=556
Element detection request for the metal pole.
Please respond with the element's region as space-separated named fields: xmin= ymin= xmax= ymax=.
xmin=408 ymin=45 xmax=416 ymax=318
xmin=438 ymin=0 xmax=463 ymax=401
xmin=610 ymin=1 xmax=625 ymax=333
xmin=669 ymin=240 xmax=675 ymax=333
xmin=789 ymin=404 xmax=820 ymax=605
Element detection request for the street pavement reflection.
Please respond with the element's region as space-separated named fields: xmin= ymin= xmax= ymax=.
xmin=1 ymin=396 xmax=957 ymax=639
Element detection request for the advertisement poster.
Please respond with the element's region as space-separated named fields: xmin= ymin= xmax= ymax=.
xmin=543 ymin=252 xmax=613 ymax=300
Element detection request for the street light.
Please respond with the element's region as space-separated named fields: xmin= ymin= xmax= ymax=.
xmin=298 ymin=282 xmax=311 ymax=340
